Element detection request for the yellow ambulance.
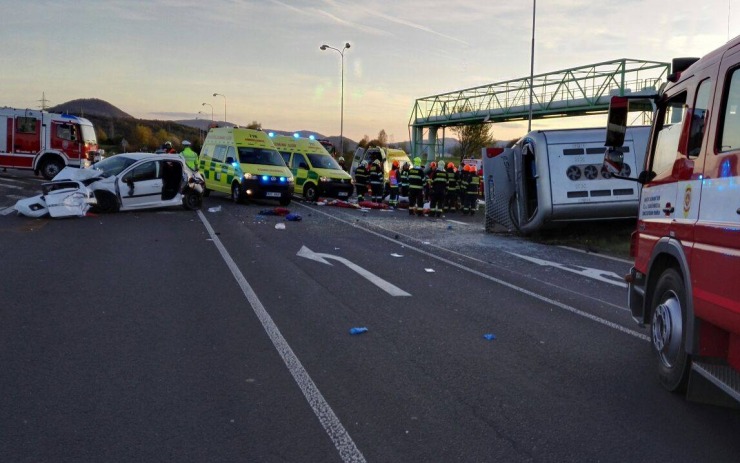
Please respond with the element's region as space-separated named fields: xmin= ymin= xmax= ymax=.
xmin=199 ymin=127 xmax=294 ymax=205
xmin=270 ymin=133 xmax=353 ymax=202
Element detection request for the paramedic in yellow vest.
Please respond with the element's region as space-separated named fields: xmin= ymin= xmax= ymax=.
xmin=180 ymin=140 xmax=199 ymax=170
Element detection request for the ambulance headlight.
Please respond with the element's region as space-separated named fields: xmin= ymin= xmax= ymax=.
xmin=243 ymin=173 xmax=255 ymax=180
xmin=286 ymin=176 xmax=294 ymax=184
xmin=319 ymin=176 xmax=331 ymax=183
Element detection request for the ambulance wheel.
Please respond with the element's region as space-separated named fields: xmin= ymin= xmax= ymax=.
xmin=650 ymin=268 xmax=691 ymax=393
xmin=304 ymin=183 xmax=318 ymax=202
xmin=40 ymin=158 xmax=64 ymax=180
xmin=231 ymin=182 xmax=244 ymax=204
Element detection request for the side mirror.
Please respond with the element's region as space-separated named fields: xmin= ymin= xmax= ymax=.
xmin=299 ymin=162 xmax=309 ymax=170
xmin=225 ymin=156 xmax=235 ymax=164
xmin=605 ymin=96 xmax=629 ymax=148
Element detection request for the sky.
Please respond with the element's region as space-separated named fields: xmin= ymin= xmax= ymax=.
xmin=3 ymin=0 xmax=740 ymax=144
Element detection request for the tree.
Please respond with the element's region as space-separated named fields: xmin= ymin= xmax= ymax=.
xmin=451 ymin=123 xmax=493 ymax=162
xmin=358 ymin=135 xmax=370 ymax=149
xmin=246 ymin=120 xmax=262 ymax=130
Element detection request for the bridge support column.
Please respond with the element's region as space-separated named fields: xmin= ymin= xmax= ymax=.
xmin=411 ymin=126 xmax=423 ymax=161
xmin=425 ymin=127 xmax=438 ymax=165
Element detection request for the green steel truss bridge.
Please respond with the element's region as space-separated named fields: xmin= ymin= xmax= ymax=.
xmin=409 ymin=58 xmax=670 ymax=159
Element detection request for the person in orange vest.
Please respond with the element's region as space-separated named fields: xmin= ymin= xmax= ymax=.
xmin=388 ymin=160 xmax=400 ymax=208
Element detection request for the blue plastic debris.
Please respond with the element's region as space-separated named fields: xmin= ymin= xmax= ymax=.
xmin=483 ymin=333 xmax=496 ymax=341
xmin=349 ymin=327 xmax=368 ymax=335
xmin=285 ymin=213 xmax=302 ymax=221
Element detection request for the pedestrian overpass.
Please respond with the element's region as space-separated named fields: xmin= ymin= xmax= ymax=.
xmin=408 ymin=58 xmax=670 ymax=161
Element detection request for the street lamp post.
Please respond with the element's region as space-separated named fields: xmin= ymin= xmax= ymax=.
xmin=320 ymin=42 xmax=350 ymax=157
xmin=201 ymin=102 xmax=213 ymax=123
xmin=213 ymin=93 xmax=226 ymax=125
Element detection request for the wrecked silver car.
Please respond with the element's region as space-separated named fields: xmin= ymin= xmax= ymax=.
xmin=15 ymin=153 xmax=205 ymax=218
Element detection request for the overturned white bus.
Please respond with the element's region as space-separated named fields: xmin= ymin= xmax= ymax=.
xmin=483 ymin=126 xmax=650 ymax=234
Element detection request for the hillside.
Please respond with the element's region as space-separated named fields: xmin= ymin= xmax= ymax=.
xmin=48 ymin=98 xmax=133 ymax=119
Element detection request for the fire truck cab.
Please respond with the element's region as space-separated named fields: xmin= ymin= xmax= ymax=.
xmin=604 ymin=39 xmax=740 ymax=406
xmin=0 ymin=108 xmax=98 ymax=179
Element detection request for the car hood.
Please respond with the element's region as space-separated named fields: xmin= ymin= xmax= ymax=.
xmin=52 ymin=166 xmax=103 ymax=182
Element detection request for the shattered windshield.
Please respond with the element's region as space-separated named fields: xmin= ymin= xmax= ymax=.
xmin=91 ymin=156 xmax=138 ymax=177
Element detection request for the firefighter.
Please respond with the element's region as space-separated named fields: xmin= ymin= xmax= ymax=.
xmin=368 ymin=158 xmax=383 ymax=203
xmin=466 ymin=166 xmax=481 ymax=215
xmin=444 ymin=162 xmax=459 ymax=213
xmin=157 ymin=141 xmax=176 ymax=154
xmin=407 ymin=157 xmax=425 ymax=216
xmin=460 ymin=165 xmax=470 ymax=214
xmin=388 ymin=160 xmax=400 ymax=208
xmin=354 ymin=160 xmax=369 ymax=201
xmin=399 ymin=162 xmax=410 ymax=198
xmin=428 ymin=161 xmax=448 ymax=217
xmin=337 ymin=156 xmax=347 ymax=171
xmin=180 ymin=140 xmax=198 ymax=170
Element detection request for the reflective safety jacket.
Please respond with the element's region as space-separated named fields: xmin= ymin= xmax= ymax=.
xmin=368 ymin=162 xmax=383 ymax=185
xmin=354 ymin=165 xmax=369 ymax=185
xmin=180 ymin=147 xmax=199 ymax=170
xmin=430 ymin=168 xmax=448 ymax=193
xmin=467 ymin=173 xmax=480 ymax=195
xmin=408 ymin=166 xmax=426 ymax=190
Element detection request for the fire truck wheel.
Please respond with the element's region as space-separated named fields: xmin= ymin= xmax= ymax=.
xmin=650 ymin=268 xmax=690 ymax=393
xmin=40 ymin=158 xmax=64 ymax=180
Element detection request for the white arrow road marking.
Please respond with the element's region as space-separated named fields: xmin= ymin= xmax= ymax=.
xmin=507 ymin=252 xmax=628 ymax=288
xmin=298 ymin=245 xmax=411 ymax=296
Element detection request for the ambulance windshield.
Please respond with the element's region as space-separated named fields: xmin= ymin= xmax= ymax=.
xmin=308 ymin=153 xmax=342 ymax=170
xmin=238 ymin=147 xmax=286 ymax=166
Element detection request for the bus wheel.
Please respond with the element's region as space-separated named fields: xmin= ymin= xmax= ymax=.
xmin=650 ymin=268 xmax=691 ymax=393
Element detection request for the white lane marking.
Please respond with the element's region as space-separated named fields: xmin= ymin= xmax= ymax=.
xmin=298 ymin=245 xmax=410 ymax=296
xmin=508 ymin=252 xmax=628 ymax=288
xmin=445 ymin=219 xmax=467 ymax=225
xmin=196 ymin=210 xmax=366 ymax=463
xmin=0 ymin=184 xmax=23 ymax=190
xmin=0 ymin=207 xmax=16 ymax=216
xmin=557 ymin=245 xmax=633 ymax=264
xmin=299 ymin=204 xmax=628 ymax=312
xmin=297 ymin=203 xmax=649 ymax=342
xmin=7 ymin=195 xmax=24 ymax=200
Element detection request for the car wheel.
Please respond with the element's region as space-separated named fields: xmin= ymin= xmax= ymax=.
xmin=650 ymin=268 xmax=691 ymax=392
xmin=40 ymin=158 xmax=64 ymax=180
xmin=183 ymin=191 xmax=202 ymax=210
xmin=93 ymin=190 xmax=119 ymax=213
xmin=231 ymin=182 xmax=244 ymax=204
xmin=304 ymin=183 xmax=318 ymax=202
xmin=279 ymin=196 xmax=291 ymax=206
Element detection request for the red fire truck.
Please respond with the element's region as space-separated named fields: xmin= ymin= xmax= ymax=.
xmin=1 ymin=108 xmax=99 ymax=179
xmin=604 ymin=40 xmax=740 ymax=406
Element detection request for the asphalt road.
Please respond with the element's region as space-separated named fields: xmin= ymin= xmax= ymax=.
xmin=1 ymin=175 xmax=739 ymax=462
